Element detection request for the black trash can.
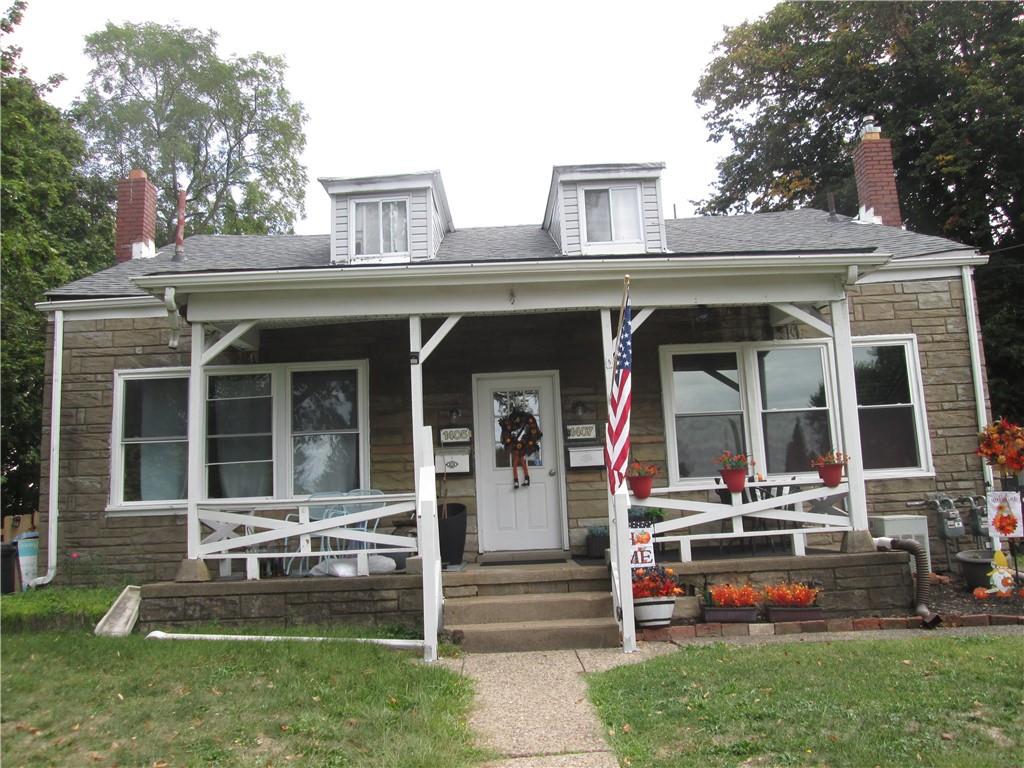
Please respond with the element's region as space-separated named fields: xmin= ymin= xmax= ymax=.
xmin=1 ymin=543 xmax=18 ymax=594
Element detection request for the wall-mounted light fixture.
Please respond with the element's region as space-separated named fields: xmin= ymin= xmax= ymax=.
xmin=448 ymin=407 xmax=462 ymax=423
xmin=571 ymin=400 xmax=588 ymax=418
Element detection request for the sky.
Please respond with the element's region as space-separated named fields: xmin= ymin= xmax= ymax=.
xmin=8 ymin=0 xmax=778 ymax=235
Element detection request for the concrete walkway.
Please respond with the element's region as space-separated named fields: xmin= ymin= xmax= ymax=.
xmin=441 ymin=625 xmax=1022 ymax=768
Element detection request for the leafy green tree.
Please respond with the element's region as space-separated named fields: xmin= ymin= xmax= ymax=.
xmin=694 ymin=1 xmax=1023 ymax=421
xmin=74 ymin=21 xmax=308 ymax=245
xmin=1 ymin=1 xmax=115 ymax=517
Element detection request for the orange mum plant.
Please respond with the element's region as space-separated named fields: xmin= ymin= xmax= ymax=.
xmin=977 ymin=418 xmax=1024 ymax=476
xmin=632 ymin=566 xmax=683 ymax=599
xmin=708 ymin=583 xmax=760 ymax=607
xmin=763 ymin=582 xmax=821 ymax=607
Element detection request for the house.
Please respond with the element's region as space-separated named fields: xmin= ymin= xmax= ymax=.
xmin=34 ymin=122 xmax=991 ymax=653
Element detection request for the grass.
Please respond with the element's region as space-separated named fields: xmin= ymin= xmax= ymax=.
xmin=0 ymin=586 xmax=121 ymax=631
xmin=589 ymin=636 xmax=1024 ymax=767
xmin=2 ymin=631 xmax=489 ymax=767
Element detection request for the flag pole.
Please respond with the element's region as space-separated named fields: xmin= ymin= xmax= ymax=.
xmin=611 ymin=275 xmax=631 ymax=369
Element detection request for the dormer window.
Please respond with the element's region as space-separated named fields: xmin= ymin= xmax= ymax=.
xmin=353 ymin=198 xmax=408 ymax=256
xmin=582 ymin=185 xmax=642 ymax=247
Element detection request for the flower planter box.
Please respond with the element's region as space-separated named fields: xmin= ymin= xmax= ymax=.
xmin=702 ymin=606 xmax=758 ymax=623
xmin=765 ymin=605 xmax=824 ymax=623
xmin=633 ymin=596 xmax=675 ymax=628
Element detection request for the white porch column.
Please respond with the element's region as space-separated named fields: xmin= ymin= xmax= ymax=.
xmin=186 ymin=321 xmax=205 ymax=560
xmin=410 ymin=316 xmax=424 ymax=498
xmin=829 ymin=296 xmax=868 ymax=530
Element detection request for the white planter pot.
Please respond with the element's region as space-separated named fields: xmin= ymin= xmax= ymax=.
xmin=633 ymin=596 xmax=675 ymax=628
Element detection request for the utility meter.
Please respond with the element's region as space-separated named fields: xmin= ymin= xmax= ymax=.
xmin=932 ymin=495 xmax=965 ymax=539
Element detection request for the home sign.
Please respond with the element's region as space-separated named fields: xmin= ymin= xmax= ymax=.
xmin=439 ymin=427 xmax=472 ymax=445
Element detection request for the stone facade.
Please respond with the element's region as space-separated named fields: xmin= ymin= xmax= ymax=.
xmin=38 ymin=275 xmax=989 ymax=586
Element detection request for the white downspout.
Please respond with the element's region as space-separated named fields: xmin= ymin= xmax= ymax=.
xmin=962 ymin=266 xmax=993 ymax=488
xmin=31 ymin=309 xmax=64 ymax=587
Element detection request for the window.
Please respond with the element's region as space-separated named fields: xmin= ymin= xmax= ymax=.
xmin=112 ymin=370 xmax=188 ymax=505
xmin=207 ymin=373 xmax=274 ymax=498
xmin=354 ymin=199 xmax=408 ymax=256
xmin=853 ymin=337 xmax=929 ymax=472
xmin=661 ymin=341 xmax=837 ymax=484
xmin=582 ymin=185 xmax=642 ymax=245
xmin=291 ymin=370 xmax=361 ymax=494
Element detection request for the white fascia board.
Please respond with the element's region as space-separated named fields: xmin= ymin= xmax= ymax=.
xmin=855 ymin=252 xmax=987 ymax=284
xmin=319 ymin=172 xmax=437 ymax=196
xmin=133 ymin=251 xmax=889 ymax=296
xmin=35 ymin=296 xmax=166 ymax=320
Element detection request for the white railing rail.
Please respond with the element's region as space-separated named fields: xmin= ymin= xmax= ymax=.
xmin=629 ymin=480 xmax=851 ymax=561
xmin=609 ymin=485 xmax=637 ymax=653
xmin=416 ymin=425 xmax=442 ymax=662
xmin=196 ymin=493 xmax=417 ymax=580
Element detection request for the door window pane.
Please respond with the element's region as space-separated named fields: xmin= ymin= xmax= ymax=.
xmin=493 ymin=389 xmax=542 ymax=468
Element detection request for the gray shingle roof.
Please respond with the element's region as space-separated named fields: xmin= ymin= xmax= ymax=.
xmin=47 ymin=208 xmax=976 ymax=299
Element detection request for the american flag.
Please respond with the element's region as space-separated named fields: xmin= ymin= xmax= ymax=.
xmin=604 ymin=286 xmax=632 ymax=495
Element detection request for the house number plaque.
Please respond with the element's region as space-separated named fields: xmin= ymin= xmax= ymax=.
xmin=439 ymin=427 xmax=472 ymax=445
xmin=566 ymin=423 xmax=597 ymax=441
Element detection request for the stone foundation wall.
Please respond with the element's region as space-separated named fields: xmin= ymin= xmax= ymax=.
xmin=138 ymin=575 xmax=424 ymax=633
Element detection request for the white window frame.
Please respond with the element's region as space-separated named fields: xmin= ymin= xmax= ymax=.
xmin=577 ymin=183 xmax=645 ymax=255
xmin=852 ymin=334 xmax=932 ymax=480
xmin=659 ymin=339 xmax=840 ymax=489
xmin=108 ymin=367 xmax=190 ymax=513
xmin=349 ymin=196 xmax=411 ymax=263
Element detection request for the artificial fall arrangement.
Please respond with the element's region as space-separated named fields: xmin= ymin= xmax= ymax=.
xmin=632 ymin=566 xmax=683 ymax=599
xmin=763 ymin=582 xmax=820 ymax=606
xmin=626 ymin=461 xmax=658 ymax=478
xmin=708 ymin=583 xmax=760 ymax=607
xmin=810 ymin=450 xmax=851 ymax=469
xmin=715 ymin=451 xmax=754 ymax=470
xmin=977 ymin=418 xmax=1024 ymax=476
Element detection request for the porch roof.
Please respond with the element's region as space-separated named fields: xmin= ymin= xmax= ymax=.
xmin=45 ymin=208 xmax=980 ymax=302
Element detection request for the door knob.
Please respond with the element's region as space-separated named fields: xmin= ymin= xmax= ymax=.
xmin=548 ymin=469 xmax=556 ymax=476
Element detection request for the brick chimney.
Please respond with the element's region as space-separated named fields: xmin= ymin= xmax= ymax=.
xmin=115 ymin=169 xmax=158 ymax=263
xmin=852 ymin=117 xmax=903 ymax=227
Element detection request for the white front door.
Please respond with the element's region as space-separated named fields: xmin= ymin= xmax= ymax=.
xmin=473 ymin=373 xmax=565 ymax=552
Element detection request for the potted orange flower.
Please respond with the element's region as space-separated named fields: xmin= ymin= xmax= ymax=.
xmin=810 ymin=450 xmax=850 ymax=488
xmin=626 ymin=461 xmax=658 ymax=499
xmin=704 ymin=582 xmax=759 ymax=623
xmin=715 ymin=451 xmax=754 ymax=494
xmin=632 ymin=565 xmax=682 ymax=627
xmin=763 ymin=582 xmax=823 ymax=622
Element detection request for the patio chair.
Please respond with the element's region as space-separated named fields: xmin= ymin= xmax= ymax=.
xmin=284 ymin=488 xmax=385 ymax=576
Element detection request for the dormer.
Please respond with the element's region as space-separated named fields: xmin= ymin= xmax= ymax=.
xmin=319 ymin=170 xmax=454 ymax=265
xmin=542 ymin=163 xmax=667 ymax=256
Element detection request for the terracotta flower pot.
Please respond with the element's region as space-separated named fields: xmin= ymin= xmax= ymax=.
xmin=818 ymin=463 xmax=843 ymax=487
xmin=719 ymin=468 xmax=747 ymax=494
xmin=627 ymin=475 xmax=654 ymax=499
xmin=633 ymin=596 xmax=675 ymax=628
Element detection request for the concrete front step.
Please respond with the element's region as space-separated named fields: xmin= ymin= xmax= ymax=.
xmin=447 ymin=617 xmax=621 ymax=653
xmin=445 ymin=591 xmax=612 ymax=625
xmin=442 ymin=562 xmax=609 ymax=598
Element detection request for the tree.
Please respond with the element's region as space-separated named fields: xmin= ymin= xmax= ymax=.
xmin=694 ymin=1 xmax=1024 ymax=421
xmin=74 ymin=21 xmax=308 ymax=245
xmin=1 ymin=1 xmax=115 ymax=517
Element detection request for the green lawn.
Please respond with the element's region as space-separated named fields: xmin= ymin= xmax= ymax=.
xmin=2 ymin=631 xmax=489 ymax=767
xmin=0 ymin=586 xmax=121 ymax=631
xmin=589 ymin=636 xmax=1023 ymax=767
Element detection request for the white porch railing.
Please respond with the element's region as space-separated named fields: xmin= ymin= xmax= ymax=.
xmin=631 ymin=480 xmax=852 ymax=562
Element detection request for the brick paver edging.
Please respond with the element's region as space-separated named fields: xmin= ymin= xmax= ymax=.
xmin=640 ymin=613 xmax=1024 ymax=643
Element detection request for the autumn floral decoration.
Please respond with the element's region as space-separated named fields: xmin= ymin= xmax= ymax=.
xmin=977 ymin=418 xmax=1024 ymax=476
xmin=763 ymin=582 xmax=820 ymax=607
xmin=708 ymin=583 xmax=760 ymax=607
xmin=626 ymin=461 xmax=658 ymax=478
xmin=991 ymin=498 xmax=1019 ymax=537
xmin=632 ymin=566 xmax=683 ymax=599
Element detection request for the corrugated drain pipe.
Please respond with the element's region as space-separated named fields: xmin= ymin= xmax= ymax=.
xmin=874 ymin=537 xmax=941 ymax=628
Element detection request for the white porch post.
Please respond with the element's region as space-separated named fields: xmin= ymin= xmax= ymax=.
xmin=829 ymin=296 xmax=869 ymax=530
xmin=410 ymin=316 xmax=424 ymax=495
xmin=186 ymin=321 xmax=205 ymax=560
